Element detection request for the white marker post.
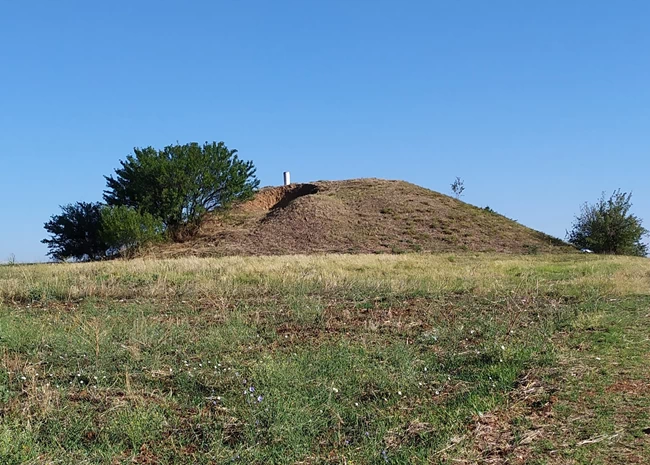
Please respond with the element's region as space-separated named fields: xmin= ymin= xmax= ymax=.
xmin=283 ymin=171 xmax=291 ymax=186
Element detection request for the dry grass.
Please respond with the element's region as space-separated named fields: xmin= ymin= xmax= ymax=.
xmin=2 ymin=253 xmax=648 ymax=304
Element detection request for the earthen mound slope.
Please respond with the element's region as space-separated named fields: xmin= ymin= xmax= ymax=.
xmin=148 ymin=178 xmax=570 ymax=257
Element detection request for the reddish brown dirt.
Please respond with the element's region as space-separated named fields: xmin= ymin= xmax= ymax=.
xmin=144 ymin=178 xmax=571 ymax=258
xmin=236 ymin=184 xmax=319 ymax=212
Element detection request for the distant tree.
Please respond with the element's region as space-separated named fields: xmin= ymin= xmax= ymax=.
xmin=451 ymin=177 xmax=465 ymax=199
xmin=103 ymin=142 xmax=259 ymax=236
xmin=42 ymin=202 xmax=109 ymax=261
xmin=567 ymin=190 xmax=648 ymax=256
xmin=100 ymin=206 xmax=165 ymax=257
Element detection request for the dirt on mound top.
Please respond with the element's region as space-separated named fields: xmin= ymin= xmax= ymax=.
xmin=237 ymin=184 xmax=319 ymax=212
xmin=146 ymin=178 xmax=572 ymax=258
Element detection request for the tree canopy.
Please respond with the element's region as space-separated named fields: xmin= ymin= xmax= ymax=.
xmin=103 ymin=142 xmax=259 ymax=234
xmin=567 ymin=190 xmax=647 ymax=256
xmin=42 ymin=202 xmax=109 ymax=261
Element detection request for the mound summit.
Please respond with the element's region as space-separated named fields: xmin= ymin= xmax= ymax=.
xmin=151 ymin=178 xmax=569 ymax=257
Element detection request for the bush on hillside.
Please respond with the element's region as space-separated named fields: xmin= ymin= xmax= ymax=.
xmin=567 ymin=190 xmax=647 ymax=256
xmin=42 ymin=203 xmax=167 ymax=261
xmin=101 ymin=206 xmax=165 ymax=257
xmin=103 ymin=141 xmax=259 ymax=237
xmin=42 ymin=202 xmax=109 ymax=261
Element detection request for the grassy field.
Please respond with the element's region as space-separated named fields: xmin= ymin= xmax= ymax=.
xmin=0 ymin=253 xmax=648 ymax=464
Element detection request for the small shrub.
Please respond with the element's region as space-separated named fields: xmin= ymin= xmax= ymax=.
xmin=451 ymin=177 xmax=465 ymax=199
xmin=523 ymin=244 xmax=540 ymax=255
xmin=101 ymin=206 xmax=166 ymax=257
xmin=567 ymin=190 xmax=647 ymax=256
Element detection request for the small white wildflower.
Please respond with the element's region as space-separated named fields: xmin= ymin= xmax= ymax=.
xmin=435 ymin=390 xmax=440 ymax=395
xmin=20 ymin=376 xmax=26 ymax=381
xmin=501 ymin=345 xmax=505 ymax=351
xmin=332 ymin=387 xmax=339 ymax=393
xmin=354 ymin=402 xmax=359 ymax=407
xmin=398 ymin=391 xmax=402 ymax=396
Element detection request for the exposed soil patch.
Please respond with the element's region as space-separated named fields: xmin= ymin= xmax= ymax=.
xmin=453 ymin=373 xmax=557 ymax=464
xmin=606 ymin=380 xmax=650 ymax=395
xmin=236 ymin=183 xmax=319 ymax=212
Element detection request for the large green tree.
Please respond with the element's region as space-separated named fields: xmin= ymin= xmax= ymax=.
xmin=567 ymin=190 xmax=647 ymax=256
xmin=103 ymin=142 xmax=259 ymax=234
xmin=42 ymin=202 xmax=109 ymax=261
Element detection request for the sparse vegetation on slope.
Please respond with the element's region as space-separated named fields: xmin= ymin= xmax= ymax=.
xmin=149 ymin=178 xmax=570 ymax=258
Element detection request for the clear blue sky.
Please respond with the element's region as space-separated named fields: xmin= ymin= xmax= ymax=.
xmin=1 ymin=1 xmax=648 ymax=262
